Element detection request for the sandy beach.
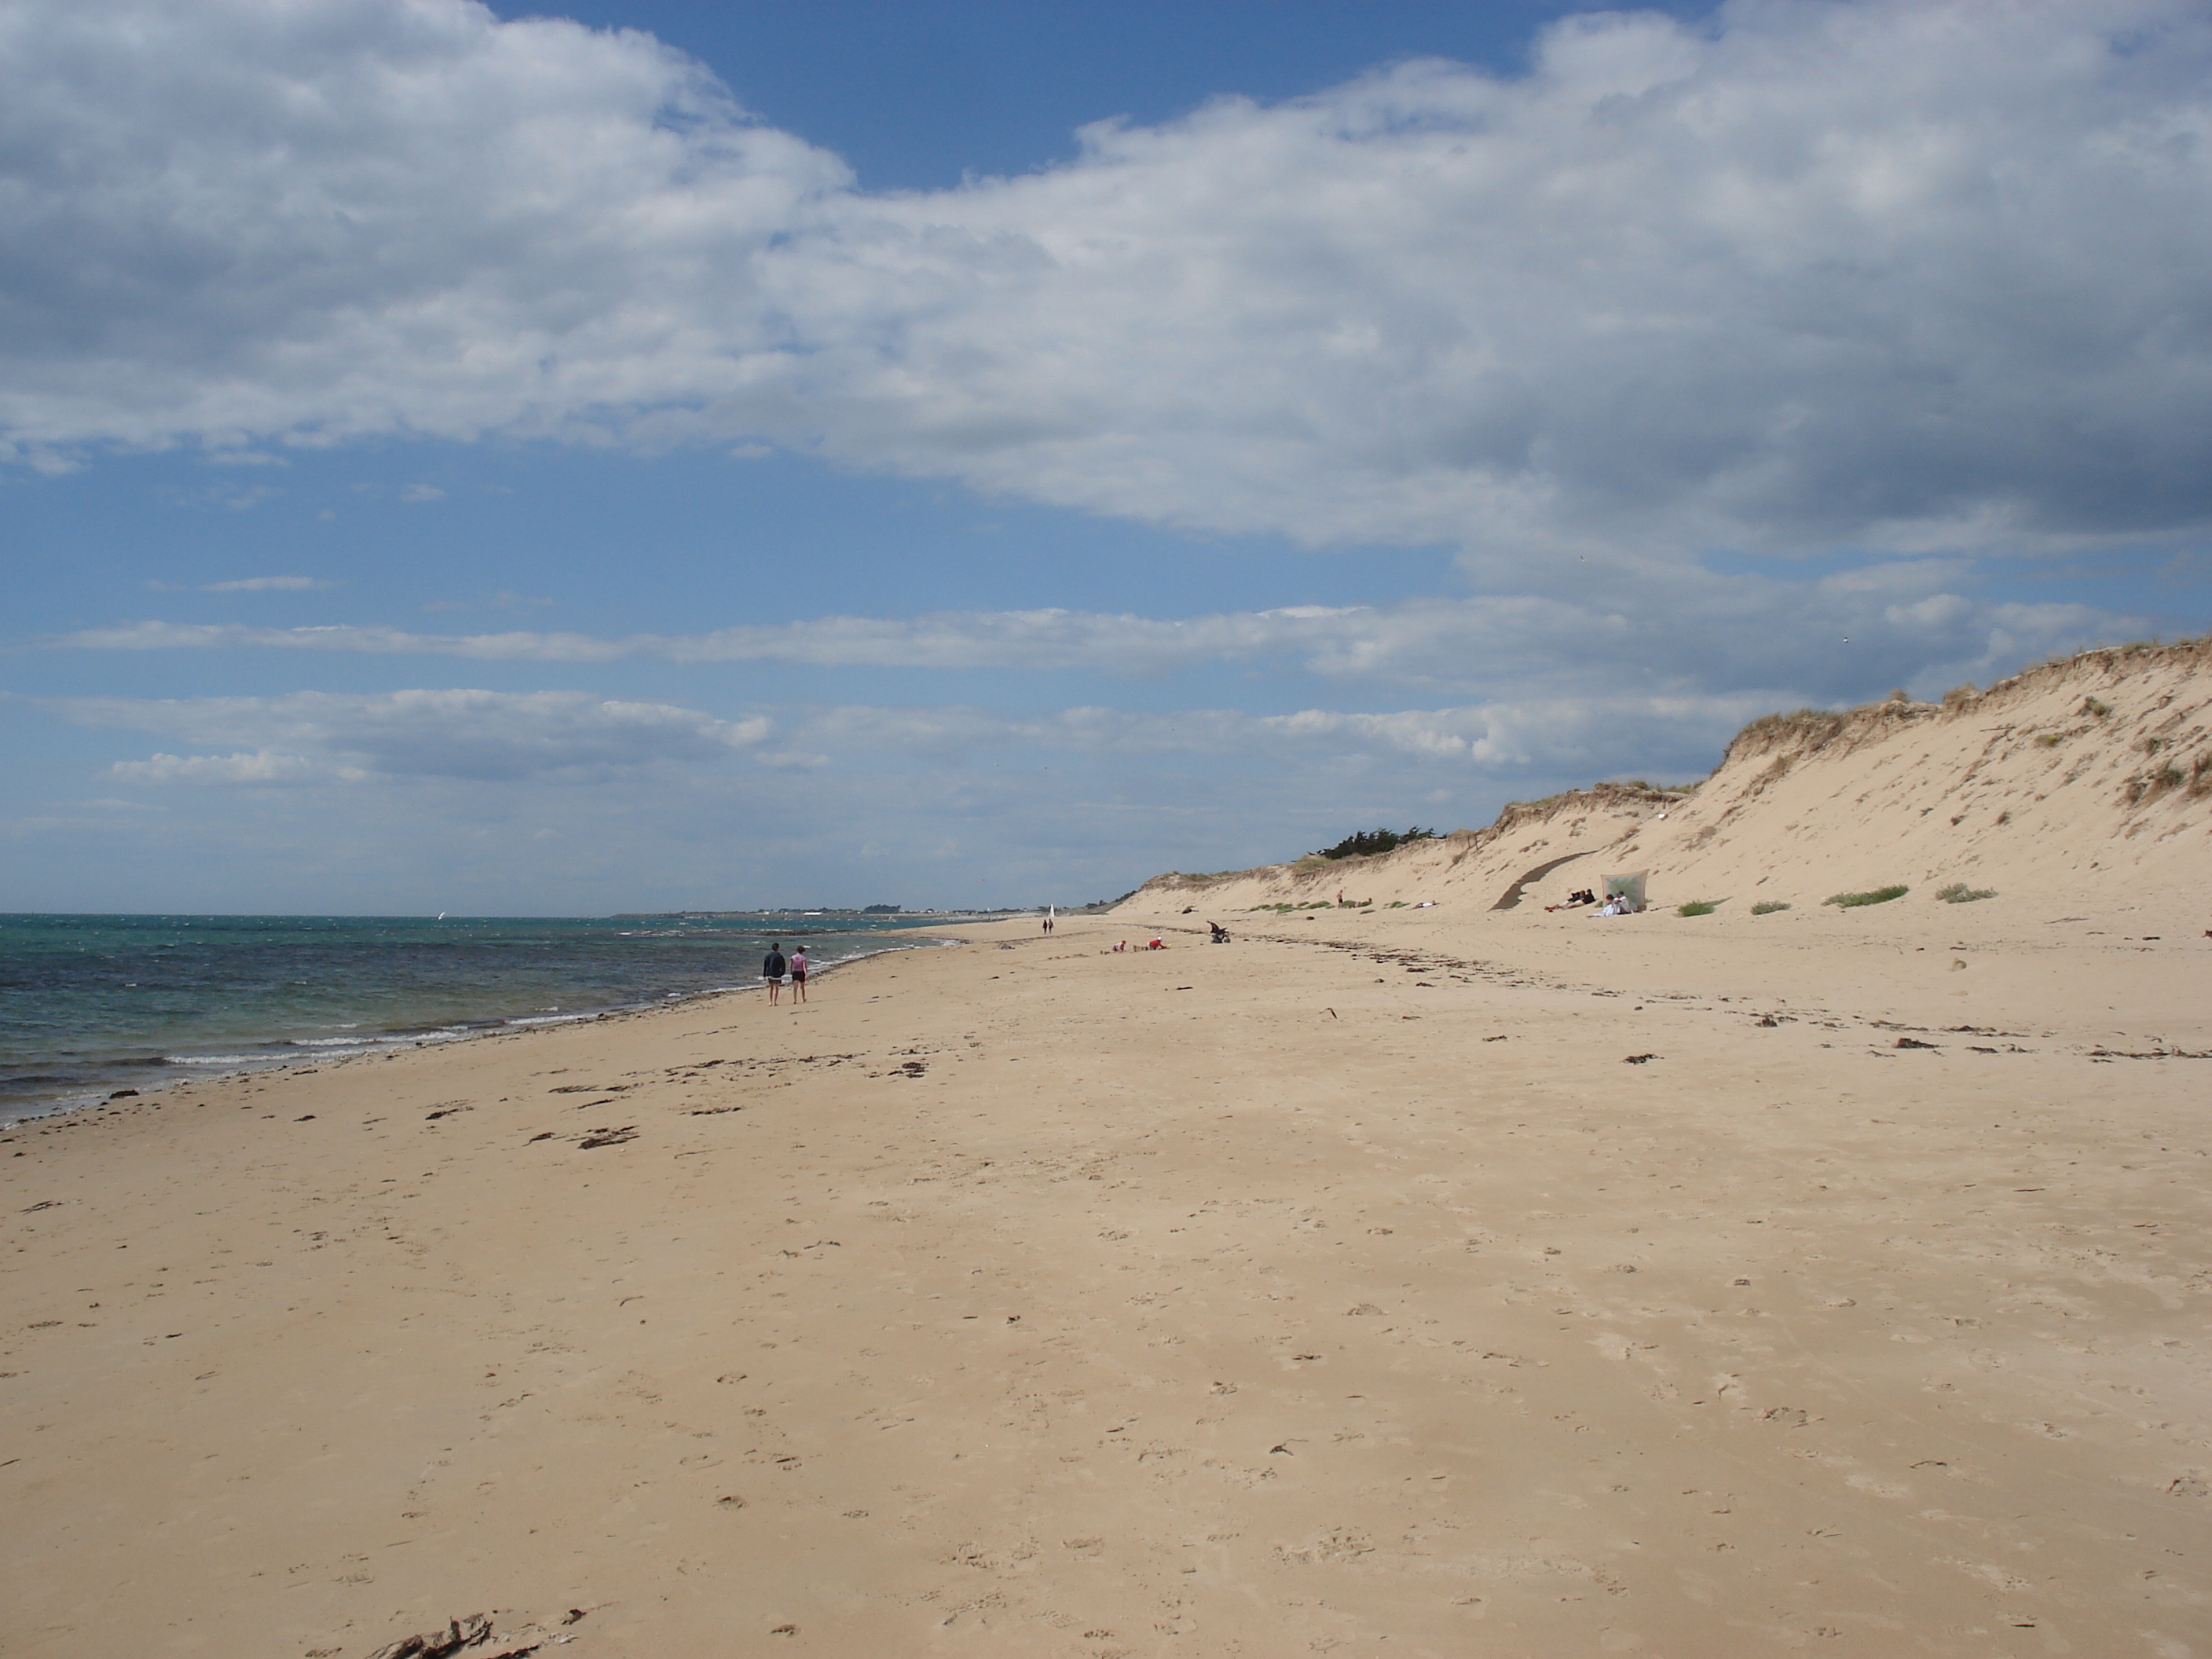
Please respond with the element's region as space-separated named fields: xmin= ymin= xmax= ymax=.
xmin=13 ymin=4 xmax=2212 ymax=1653
xmin=5 ymin=891 xmax=2206 ymax=1657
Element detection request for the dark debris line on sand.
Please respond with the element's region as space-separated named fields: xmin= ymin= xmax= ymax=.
xmin=361 ymin=1606 xmax=588 ymax=1659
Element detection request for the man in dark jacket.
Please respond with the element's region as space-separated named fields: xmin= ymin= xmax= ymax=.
xmin=763 ymin=942 xmax=788 ymax=1005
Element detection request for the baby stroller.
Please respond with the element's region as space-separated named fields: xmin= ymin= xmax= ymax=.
xmin=1208 ymin=921 xmax=1231 ymax=943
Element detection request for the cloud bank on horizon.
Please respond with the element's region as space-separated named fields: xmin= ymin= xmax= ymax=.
xmin=60 ymin=568 xmax=2119 ymax=705
xmin=9 ymin=0 xmax=2210 ymax=565
xmin=5 ymin=0 xmax=2208 ymax=910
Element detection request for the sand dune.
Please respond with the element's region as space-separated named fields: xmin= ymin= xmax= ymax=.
xmin=1122 ymin=638 xmax=2212 ymax=921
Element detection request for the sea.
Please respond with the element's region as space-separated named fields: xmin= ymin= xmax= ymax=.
xmin=0 ymin=912 xmax=961 ymax=1126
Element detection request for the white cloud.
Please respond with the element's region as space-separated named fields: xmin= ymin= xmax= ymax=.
xmin=60 ymin=690 xmax=771 ymax=783
xmin=48 ymin=682 xmax=1774 ymax=794
xmin=761 ymin=693 xmax=1776 ymax=782
xmin=0 ymin=0 xmax=846 ymax=451
xmin=2 ymin=0 xmax=2207 ymax=566
xmin=58 ymin=621 xmax=630 ymax=661
xmin=108 ymin=749 xmax=320 ymax=785
xmin=53 ymin=577 xmax=2144 ymax=704
xmin=201 ymin=574 xmax=334 ymax=591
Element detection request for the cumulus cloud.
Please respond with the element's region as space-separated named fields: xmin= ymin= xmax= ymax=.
xmin=3 ymin=0 xmax=2208 ymax=564
xmin=54 ymin=574 xmax=2141 ymax=703
xmin=57 ymin=690 xmax=771 ymax=782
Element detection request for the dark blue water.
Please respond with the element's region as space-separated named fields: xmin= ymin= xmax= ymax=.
xmin=0 ymin=913 xmax=954 ymax=1124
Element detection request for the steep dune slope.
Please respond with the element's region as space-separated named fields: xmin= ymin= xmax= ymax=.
xmin=1121 ymin=639 xmax=2212 ymax=921
xmin=1121 ymin=783 xmax=1672 ymax=918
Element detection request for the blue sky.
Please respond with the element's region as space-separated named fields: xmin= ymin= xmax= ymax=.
xmin=4 ymin=0 xmax=2209 ymax=914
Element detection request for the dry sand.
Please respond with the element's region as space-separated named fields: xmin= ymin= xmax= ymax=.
xmin=4 ymin=892 xmax=2207 ymax=1657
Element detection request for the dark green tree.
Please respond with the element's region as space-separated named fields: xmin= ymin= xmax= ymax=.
xmin=1316 ymin=826 xmax=1441 ymax=860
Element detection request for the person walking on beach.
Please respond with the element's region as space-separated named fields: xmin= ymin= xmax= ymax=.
xmin=789 ymin=945 xmax=808 ymax=1004
xmin=763 ymin=941 xmax=787 ymax=1005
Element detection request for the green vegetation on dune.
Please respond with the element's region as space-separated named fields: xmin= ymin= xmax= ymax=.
xmin=1750 ymin=900 xmax=1792 ymax=915
xmin=1825 ymin=884 xmax=1909 ymax=908
xmin=1315 ymin=826 xmax=1441 ymax=860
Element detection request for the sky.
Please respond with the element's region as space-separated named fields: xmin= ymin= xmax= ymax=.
xmin=4 ymin=0 xmax=2210 ymax=915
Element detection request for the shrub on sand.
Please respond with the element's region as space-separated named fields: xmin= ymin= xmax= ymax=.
xmin=1825 ymin=884 xmax=1909 ymax=908
xmin=1676 ymin=900 xmax=1719 ymax=916
xmin=1936 ymin=881 xmax=1996 ymax=903
xmin=1750 ymin=900 xmax=1791 ymax=915
xmin=1315 ymin=826 xmax=1441 ymax=860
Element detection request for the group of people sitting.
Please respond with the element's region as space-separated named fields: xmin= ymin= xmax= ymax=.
xmin=1546 ymin=886 xmax=1639 ymax=916
xmin=1112 ymin=938 xmax=1169 ymax=951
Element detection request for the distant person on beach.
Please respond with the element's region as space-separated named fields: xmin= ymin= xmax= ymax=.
xmin=763 ymin=942 xmax=787 ymax=1004
xmin=789 ymin=946 xmax=808 ymax=1004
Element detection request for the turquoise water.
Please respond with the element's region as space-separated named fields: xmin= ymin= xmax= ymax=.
xmin=0 ymin=913 xmax=953 ymax=1124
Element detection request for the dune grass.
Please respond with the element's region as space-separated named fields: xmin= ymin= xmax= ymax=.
xmin=1936 ymin=881 xmax=1996 ymax=903
xmin=1825 ymin=884 xmax=1910 ymax=909
xmin=1676 ymin=899 xmax=1719 ymax=917
xmin=1750 ymin=900 xmax=1792 ymax=914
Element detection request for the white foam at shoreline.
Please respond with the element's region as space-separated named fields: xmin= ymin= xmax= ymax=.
xmin=7 ymin=931 xmax=958 ymax=1127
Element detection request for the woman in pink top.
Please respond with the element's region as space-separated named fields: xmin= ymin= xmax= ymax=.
xmin=788 ymin=946 xmax=808 ymax=1003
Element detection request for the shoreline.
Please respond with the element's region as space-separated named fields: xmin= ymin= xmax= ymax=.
xmin=3 ymin=910 xmax=2205 ymax=1656
xmin=0 ymin=926 xmax=963 ymax=1130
